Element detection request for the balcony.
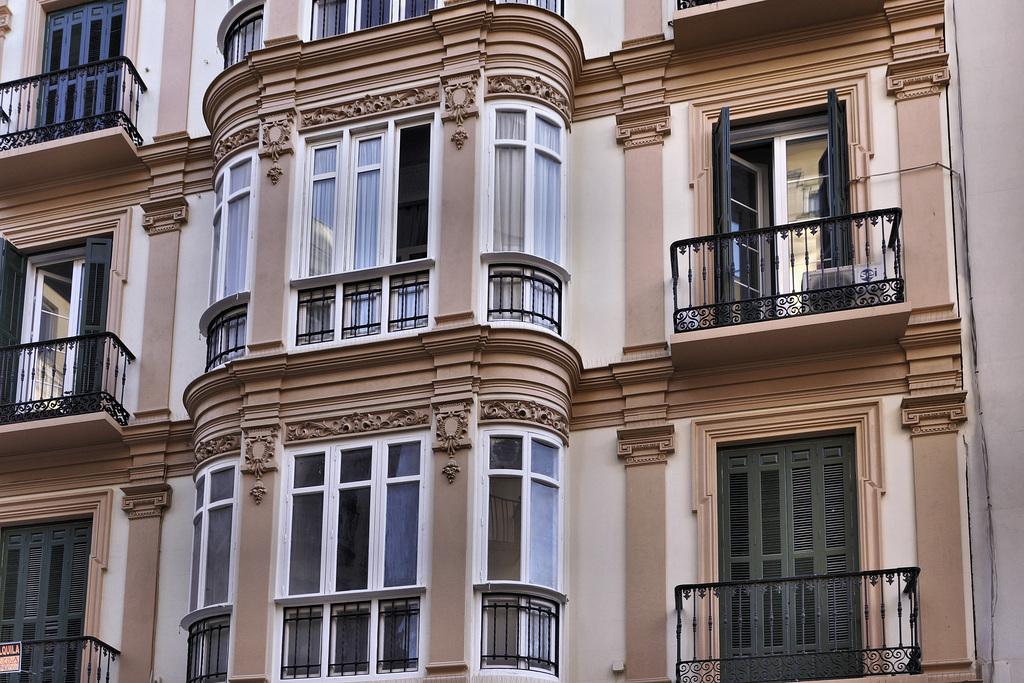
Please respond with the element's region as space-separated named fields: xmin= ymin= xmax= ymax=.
xmin=0 ymin=57 xmax=145 ymax=152
xmin=0 ymin=332 xmax=134 ymax=427
xmin=671 ymin=209 xmax=903 ymax=332
xmin=205 ymin=304 xmax=248 ymax=372
xmin=672 ymin=0 xmax=885 ymax=52
xmin=0 ymin=636 xmax=119 ymax=683
xmin=487 ymin=263 xmax=563 ymax=335
xmin=674 ymin=568 xmax=921 ymax=683
xmin=481 ymin=593 xmax=559 ymax=675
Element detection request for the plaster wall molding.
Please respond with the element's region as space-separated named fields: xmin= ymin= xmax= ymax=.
xmin=214 ymin=124 xmax=259 ymax=163
xmin=120 ymin=483 xmax=172 ymax=520
xmin=286 ymin=408 xmax=431 ymax=442
xmin=260 ymin=111 xmax=295 ymax=185
xmin=616 ymin=105 xmax=671 ymax=149
xmin=0 ymin=6 xmax=12 ymax=35
xmin=433 ymin=401 xmax=471 ymax=484
xmin=886 ymin=53 xmax=950 ymax=101
xmin=141 ymin=197 xmax=189 ymax=235
xmin=487 ymin=75 xmax=571 ymax=125
xmin=617 ymin=424 xmax=674 ymax=466
xmin=301 ymin=86 xmax=440 ymax=130
xmin=442 ymin=72 xmax=479 ymax=150
xmin=244 ymin=426 xmax=279 ymax=505
xmin=480 ymin=399 xmax=568 ymax=440
xmin=195 ymin=433 xmax=242 ymax=466
xmin=900 ymin=392 xmax=967 ymax=437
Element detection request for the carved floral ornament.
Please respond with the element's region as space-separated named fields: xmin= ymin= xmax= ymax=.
xmin=194 ymin=433 xmax=242 ymax=465
xmin=286 ymin=409 xmax=430 ymax=442
xmin=244 ymin=427 xmax=279 ymax=505
xmin=261 ymin=112 xmax=295 ymax=185
xmin=213 ymin=124 xmax=259 ymax=162
xmin=487 ymin=75 xmax=571 ymax=124
xmin=480 ymin=399 xmax=569 ymax=439
xmin=301 ymin=87 xmax=440 ymax=130
xmin=434 ymin=402 xmax=470 ymax=484
xmin=443 ymin=73 xmax=479 ymax=150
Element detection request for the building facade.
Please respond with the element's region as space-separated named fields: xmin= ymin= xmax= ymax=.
xmin=0 ymin=1 xmax=994 ymax=682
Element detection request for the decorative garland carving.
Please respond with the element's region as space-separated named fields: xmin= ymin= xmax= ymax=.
xmin=434 ymin=402 xmax=470 ymax=484
xmin=214 ymin=125 xmax=259 ymax=162
xmin=443 ymin=73 xmax=479 ymax=150
xmin=480 ymin=399 xmax=569 ymax=439
xmin=286 ymin=409 xmax=430 ymax=442
xmin=194 ymin=433 xmax=242 ymax=465
xmin=244 ymin=427 xmax=279 ymax=505
xmin=617 ymin=424 xmax=675 ymax=466
xmin=301 ymin=87 xmax=440 ymax=129
xmin=487 ymin=75 xmax=570 ymax=123
xmin=261 ymin=112 xmax=294 ymax=185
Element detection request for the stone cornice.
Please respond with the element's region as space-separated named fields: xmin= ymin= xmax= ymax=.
xmin=887 ymin=52 xmax=950 ymax=100
xmin=617 ymin=424 xmax=675 ymax=466
xmin=286 ymin=409 xmax=431 ymax=442
xmin=141 ymin=197 xmax=189 ymax=235
xmin=901 ymin=391 xmax=967 ymax=437
xmin=616 ymin=104 xmax=671 ymax=149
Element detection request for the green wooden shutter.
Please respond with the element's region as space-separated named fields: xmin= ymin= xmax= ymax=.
xmin=826 ymin=89 xmax=850 ymax=218
xmin=712 ymin=107 xmax=732 ymax=236
xmin=0 ymin=240 xmax=26 ymax=349
xmin=75 ymin=237 xmax=112 ymax=395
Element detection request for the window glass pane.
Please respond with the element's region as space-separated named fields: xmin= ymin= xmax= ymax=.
xmin=358 ymin=0 xmax=391 ymax=28
xmin=529 ymin=480 xmax=558 ymax=588
xmin=785 ymin=135 xmax=828 ymax=223
xmin=314 ymin=146 xmax=337 ymax=174
xmin=209 ymin=468 xmax=234 ymax=502
xmin=215 ymin=177 xmax=223 ymax=205
xmin=205 ymin=506 xmax=232 ymax=605
xmin=340 ymin=447 xmax=372 ymax=482
xmin=536 ymin=117 xmax=560 ymax=153
xmin=378 ymin=598 xmax=419 ymax=673
xmin=490 ymin=436 xmax=522 ymax=470
xmin=383 ymin=481 xmax=419 ymax=587
xmin=395 ymin=124 xmax=430 ymax=262
xmin=487 ymin=476 xmax=522 ymax=580
xmin=531 ymin=439 xmax=558 ymax=480
xmin=195 ymin=475 xmax=205 ymax=511
xmin=210 ymin=213 xmax=221 ymax=301
xmin=494 ymin=146 xmax=525 ymax=252
xmin=316 ymin=0 xmax=347 ymax=38
xmin=533 ymin=152 xmax=561 ymax=262
xmin=405 ymin=0 xmax=433 ymax=18
xmin=387 ymin=442 xmax=420 ymax=477
xmin=283 ymin=606 xmax=323 ymax=678
xmin=224 ymin=194 xmax=249 ymax=297
xmin=229 ymin=160 xmax=251 ymax=194
xmin=309 ymin=177 xmax=336 ymax=276
xmin=354 ymin=166 xmax=381 ymax=269
xmin=336 ymin=487 xmax=371 ymax=591
xmin=295 ymin=453 xmax=326 ymax=488
xmin=190 ymin=518 xmax=201 ymax=612
xmin=289 ymin=492 xmax=324 ymax=595
xmin=330 ymin=602 xmax=371 ymax=675
xmin=495 ymin=111 xmax=526 ymax=140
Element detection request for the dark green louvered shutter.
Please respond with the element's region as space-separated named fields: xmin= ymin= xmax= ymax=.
xmin=826 ymin=89 xmax=850 ymax=218
xmin=718 ymin=436 xmax=859 ymax=665
xmin=75 ymin=237 xmax=112 ymax=395
xmin=0 ymin=241 xmax=26 ymax=405
xmin=712 ymin=107 xmax=732 ymax=236
xmin=0 ymin=521 xmax=91 ymax=679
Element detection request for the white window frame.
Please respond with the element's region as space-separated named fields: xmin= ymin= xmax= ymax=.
xmin=480 ymin=428 xmax=563 ymax=592
xmin=488 ymin=103 xmax=566 ymax=266
xmin=278 ymin=434 xmax=428 ymax=679
xmin=313 ymin=0 xmax=436 ymax=39
xmin=190 ymin=461 xmax=239 ymax=613
xmin=211 ymin=155 xmax=257 ymax=305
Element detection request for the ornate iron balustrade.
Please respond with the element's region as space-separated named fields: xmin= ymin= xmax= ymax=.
xmin=677 ymin=0 xmax=721 ymax=7
xmin=223 ymin=7 xmax=263 ymax=68
xmin=0 ymin=636 xmax=118 ymax=683
xmin=487 ymin=264 xmax=562 ymax=334
xmin=0 ymin=332 xmax=134 ymax=427
xmin=670 ymin=208 xmax=903 ymax=332
xmin=674 ymin=567 xmax=921 ymax=683
xmin=0 ymin=57 xmax=146 ymax=152
xmin=481 ymin=593 xmax=559 ymax=675
xmin=206 ymin=305 xmax=247 ymax=372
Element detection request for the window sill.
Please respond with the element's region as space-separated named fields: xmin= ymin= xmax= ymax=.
xmin=199 ymin=291 xmax=250 ymax=335
xmin=276 ymin=585 xmax=426 ymax=607
xmin=180 ymin=603 xmax=232 ymax=631
xmin=290 ymin=258 xmax=435 ymax=290
xmin=481 ymin=252 xmax=569 ymax=285
xmin=474 ymin=582 xmax=566 ymax=604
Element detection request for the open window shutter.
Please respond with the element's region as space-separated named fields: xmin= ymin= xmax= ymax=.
xmin=827 ymin=90 xmax=850 ymax=217
xmin=712 ymin=107 xmax=732 ymax=235
xmin=0 ymin=240 xmax=26 ymax=348
xmin=79 ymin=237 xmax=111 ymax=336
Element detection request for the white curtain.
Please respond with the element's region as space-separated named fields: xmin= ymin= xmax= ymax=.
xmin=223 ymin=162 xmax=251 ymax=297
xmin=308 ymin=147 xmax=338 ymax=276
xmin=354 ymin=138 xmax=382 ymax=270
xmin=494 ymin=112 xmax=527 ymax=252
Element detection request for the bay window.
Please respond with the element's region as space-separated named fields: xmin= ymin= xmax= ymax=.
xmin=282 ymin=437 xmax=425 ymax=678
xmin=313 ymin=0 xmax=435 ymax=39
xmin=491 ymin=106 xmax=565 ymax=265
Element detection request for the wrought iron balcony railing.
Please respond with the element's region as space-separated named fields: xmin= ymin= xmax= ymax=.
xmin=674 ymin=567 xmax=921 ymax=683
xmin=487 ymin=263 xmax=562 ymax=334
xmin=677 ymin=0 xmax=719 ymax=7
xmin=0 ymin=636 xmax=119 ymax=683
xmin=0 ymin=57 xmax=146 ymax=152
xmin=671 ymin=208 xmax=903 ymax=333
xmin=482 ymin=593 xmax=559 ymax=675
xmin=0 ymin=332 xmax=134 ymax=427
xmin=206 ymin=305 xmax=247 ymax=372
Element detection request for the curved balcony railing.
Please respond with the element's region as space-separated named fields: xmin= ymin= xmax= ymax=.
xmin=206 ymin=304 xmax=248 ymax=372
xmin=671 ymin=208 xmax=903 ymax=333
xmin=0 ymin=332 xmax=134 ymax=426
xmin=487 ymin=263 xmax=562 ymax=334
xmin=0 ymin=636 xmax=119 ymax=683
xmin=482 ymin=593 xmax=559 ymax=675
xmin=674 ymin=567 xmax=921 ymax=683
xmin=677 ymin=0 xmax=719 ymax=7
xmin=0 ymin=57 xmax=146 ymax=152
xmin=224 ymin=7 xmax=264 ymax=68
